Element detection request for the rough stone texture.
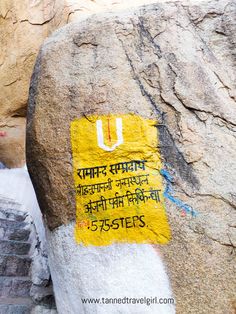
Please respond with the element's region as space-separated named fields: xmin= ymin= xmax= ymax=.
xmin=0 ymin=255 xmax=31 ymax=277
xmin=0 ymin=198 xmax=57 ymax=312
xmin=0 ymin=219 xmax=29 ymax=238
xmin=27 ymin=1 xmax=236 ymax=314
xmin=0 ymin=240 xmax=31 ymax=255
xmin=31 ymin=251 xmax=51 ymax=287
xmin=0 ymin=303 xmax=32 ymax=314
xmin=31 ymin=305 xmax=58 ymax=314
xmin=0 ymin=277 xmax=32 ymax=298
xmin=0 ymin=0 xmax=178 ymax=168
xmin=0 ymin=170 xmax=58 ymax=311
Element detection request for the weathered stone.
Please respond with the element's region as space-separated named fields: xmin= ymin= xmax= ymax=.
xmin=0 ymin=198 xmax=57 ymax=311
xmin=1 ymin=0 xmax=217 ymax=168
xmin=0 ymin=277 xmax=31 ymax=298
xmin=7 ymin=228 xmax=31 ymax=242
xmin=0 ymin=304 xmax=32 ymax=314
xmin=0 ymin=228 xmax=4 ymax=238
xmin=0 ymin=219 xmax=30 ymax=241
xmin=0 ymin=255 xmax=31 ymax=277
xmin=0 ymin=240 xmax=31 ymax=255
xmin=0 ymin=209 xmax=26 ymax=222
xmin=31 ymin=305 xmax=58 ymax=314
xmin=31 ymin=251 xmax=50 ymax=286
xmin=0 ymin=200 xmax=23 ymax=220
xmin=0 ymin=0 xmax=169 ymax=168
xmin=30 ymin=284 xmax=54 ymax=303
xmin=0 ymin=219 xmax=27 ymax=230
xmin=27 ymin=1 xmax=236 ymax=314
xmin=0 ymin=118 xmax=26 ymax=168
xmin=0 ymin=200 xmax=31 ymax=244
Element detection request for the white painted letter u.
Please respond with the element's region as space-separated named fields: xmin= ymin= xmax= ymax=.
xmin=96 ymin=118 xmax=123 ymax=151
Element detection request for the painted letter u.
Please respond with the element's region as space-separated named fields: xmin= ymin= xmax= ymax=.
xmin=96 ymin=118 xmax=123 ymax=151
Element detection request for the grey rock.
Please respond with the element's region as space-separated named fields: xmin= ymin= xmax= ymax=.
xmin=0 ymin=210 xmax=26 ymax=222
xmin=0 ymin=240 xmax=31 ymax=256
xmin=0 ymin=304 xmax=31 ymax=314
xmin=0 ymin=219 xmax=28 ymax=231
xmin=0 ymin=277 xmax=31 ymax=298
xmin=31 ymin=253 xmax=50 ymax=287
xmin=7 ymin=229 xmax=31 ymax=242
xmin=0 ymin=219 xmax=30 ymax=242
xmin=0 ymin=200 xmax=23 ymax=218
xmin=30 ymin=284 xmax=54 ymax=303
xmin=0 ymin=201 xmax=56 ymax=312
xmin=0 ymin=297 xmax=33 ymax=314
xmin=0 ymin=228 xmax=4 ymax=239
xmin=0 ymin=255 xmax=31 ymax=277
xmin=31 ymin=305 xmax=57 ymax=314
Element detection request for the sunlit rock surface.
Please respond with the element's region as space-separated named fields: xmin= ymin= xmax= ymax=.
xmin=0 ymin=0 xmax=223 ymax=167
xmin=26 ymin=1 xmax=236 ymax=313
xmin=0 ymin=0 xmax=187 ymax=168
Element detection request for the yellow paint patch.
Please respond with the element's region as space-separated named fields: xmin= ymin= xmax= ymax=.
xmin=70 ymin=114 xmax=170 ymax=246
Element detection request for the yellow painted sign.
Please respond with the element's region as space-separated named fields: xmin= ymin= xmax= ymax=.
xmin=70 ymin=114 xmax=170 ymax=246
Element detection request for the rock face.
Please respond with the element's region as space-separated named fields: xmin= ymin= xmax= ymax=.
xmin=0 ymin=0 xmax=79 ymax=167
xmin=27 ymin=1 xmax=236 ymax=314
xmin=0 ymin=0 xmax=168 ymax=168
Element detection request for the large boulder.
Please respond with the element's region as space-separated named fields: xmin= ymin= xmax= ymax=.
xmin=0 ymin=0 xmax=165 ymax=168
xmin=27 ymin=1 xmax=236 ymax=313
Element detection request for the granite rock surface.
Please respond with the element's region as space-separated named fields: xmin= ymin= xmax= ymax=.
xmin=27 ymin=1 xmax=236 ymax=313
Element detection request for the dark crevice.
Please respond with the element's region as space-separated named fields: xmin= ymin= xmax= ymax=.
xmin=137 ymin=16 xmax=162 ymax=59
xmin=120 ymin=40 xmax=163 ymax=120
xmin=11 ymin=107 xmax=27 ymax=118
xmin=158 ymin=124 xmax=199 ymax=189
xmin=117 ymin=34 xmax=199 ymax=189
